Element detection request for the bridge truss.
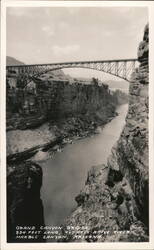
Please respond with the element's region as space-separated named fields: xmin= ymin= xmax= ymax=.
xmin=6 ymin=59 xmax=138 ymax=86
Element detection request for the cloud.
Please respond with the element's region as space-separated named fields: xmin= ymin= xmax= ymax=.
xmin=59 ymin=21 xmax=69 ymax=30
xmin=68 ymin=8 xmax=80 ymax=15
xmin=103 ymin=30 xmax=113 ymax=37
xmin=42 ymin=25 xmax=55 ymax=36
xmin=44 ymin=8 xmax=51 ymax=17
xmin=7 ymin=7 xmax=39 ymax=18
xmin=52 ymin=44 xmax=80 ymax=56
xmin=7 ymin=7 xmax=29 ymax=17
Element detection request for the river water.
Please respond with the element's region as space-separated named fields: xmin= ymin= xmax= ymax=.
xmin=41 ymin=104 xmax=128 ymax=227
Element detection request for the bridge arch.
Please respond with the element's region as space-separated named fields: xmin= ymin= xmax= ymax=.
xmin=6 ymin=59 xmax=138 ymax=87
xmin=36 ymin=65 xmax=131 ymax=83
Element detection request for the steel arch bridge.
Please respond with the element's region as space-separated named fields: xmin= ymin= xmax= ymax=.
xmin=6 ymin=58 xmax=138 ymax=86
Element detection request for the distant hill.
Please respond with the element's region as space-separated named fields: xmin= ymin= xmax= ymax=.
xmin=6 ymin=56 xmax=25 ymax=66
xmin=6 ymin=56 xmax=69 ymax=82
xmin=105 ymin=80 xmax=129 ymax=93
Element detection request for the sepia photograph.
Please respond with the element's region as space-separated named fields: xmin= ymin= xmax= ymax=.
xmin=1 ymin=1 xmax=154 ymax=250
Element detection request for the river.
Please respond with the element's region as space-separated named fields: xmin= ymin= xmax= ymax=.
xmin=41 ymin=104 xmax=128 ymax=227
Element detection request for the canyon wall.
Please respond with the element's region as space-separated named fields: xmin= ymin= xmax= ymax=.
xmin=7 ymin=64 xmax=127 ymax=242
xmin=7 ymin=161 xmax=45 ymax=242
xmin=6 ymin=77 xmax=121 ymax=131
xmin=62 ymin=24 xmax=149 ymax=242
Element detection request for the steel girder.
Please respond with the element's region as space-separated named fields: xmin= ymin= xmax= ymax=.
xmin=6 ymin=59 xmax=138 ymax=86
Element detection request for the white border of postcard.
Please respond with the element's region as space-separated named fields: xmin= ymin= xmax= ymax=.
xmin=1 ymin=1 xmax=154 ymax=250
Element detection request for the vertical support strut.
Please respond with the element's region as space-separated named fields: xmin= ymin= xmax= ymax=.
xmin=107 ymin=62 xmax=111 ymax=73
xmin=123 ymin=61 xmax=127 ymax=80
xmin=132 ymin=61 xmax=135 ymax=73
xmin=115 ymin=62 xmax=119 ymax=76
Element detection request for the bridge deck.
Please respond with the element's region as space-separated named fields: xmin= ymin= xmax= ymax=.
xmin=6 ymin=58 xmax=138 ymax=68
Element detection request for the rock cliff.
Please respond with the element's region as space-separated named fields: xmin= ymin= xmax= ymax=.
xmin=6 ymin=76 xmax=124 ymax=158
xmin=7 ymin=61 xmax=127 ymax=242
xmin=7 ymin=161 xmax=45 ymax=242
xmin=6 ymin=77 xmax=120 ymax=131
xmin=61 ymin=24 xmax=149 ymax=242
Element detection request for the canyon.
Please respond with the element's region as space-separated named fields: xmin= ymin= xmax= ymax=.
xmin=7 ymin=61 xmax=127 ymax=243
xmin=6 ymin=24 xmax=148 ymax=243
xmin=60 ymin=24 xmax=149 ymax=242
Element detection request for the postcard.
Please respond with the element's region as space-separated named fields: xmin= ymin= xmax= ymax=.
xmin=1 ymin=1 xmax=154 ymax=250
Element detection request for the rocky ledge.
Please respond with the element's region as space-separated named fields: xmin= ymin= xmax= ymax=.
xmin=61 ymin=24 xmax=149 ymax=242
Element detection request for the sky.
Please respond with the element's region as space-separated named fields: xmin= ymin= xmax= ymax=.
xmin=6 ymin=7 xmax=148 ymax=82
